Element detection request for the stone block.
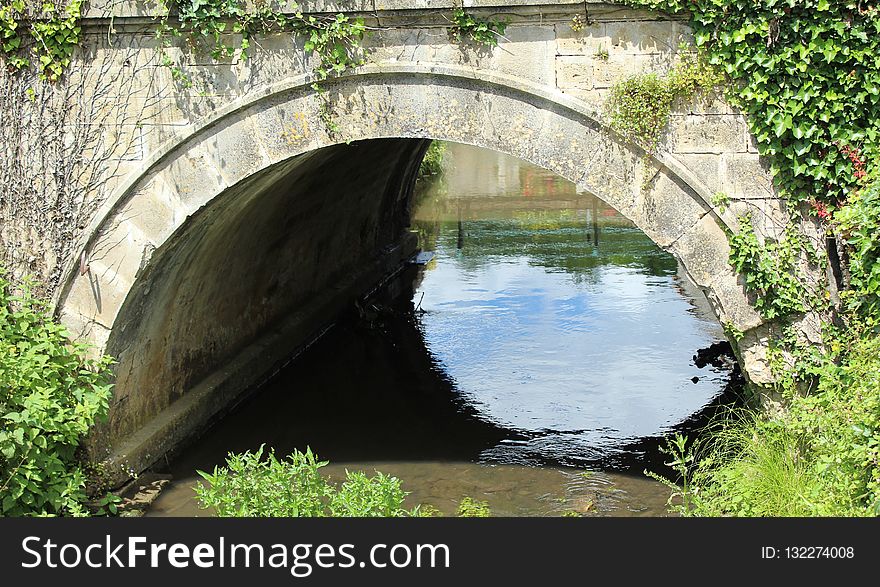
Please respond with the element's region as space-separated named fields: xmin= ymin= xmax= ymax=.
xmin=720 ymin=153 xmax=776 ymax=200
xmin=556 ymin=55 xmax=595 ymax=90
xmin=116 ymin=176 xmax=185 ymax=247
xmin=670 ymin=214 xmax=764 ymax=331
xmin=631 ymin=170 xmax=709 ymax=248
xmin=489 ymin=25 xmax=557 ymax=87
xmin=667 ymin=113 xmax=748 ymax=154
xmin=591 ymin=52 xmax=664 ymax=89
xmin=736 ymin=323 xmax=777 ymax=386
xmin=61 ymin=260 xmax=130 ymax=332
xmin=675 ymin=153 xmax=722 ymax=195
xmin=161 ymin=142 xmax=230 ymax=212
xmin=605 ymin=20 xmax=683 ymax=54
xmin=555 ymin=23 xmax=609 ymax=56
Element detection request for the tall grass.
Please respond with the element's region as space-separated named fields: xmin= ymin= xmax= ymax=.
xmin=655 ymin=336 xmax=880 ymax=517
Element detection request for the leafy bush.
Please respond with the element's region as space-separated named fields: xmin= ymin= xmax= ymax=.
xmin=0 ymin=270 xmax=113 ymax=516
xmin=329 ymin=470 xmax=410 ymax=517
xmin=607 ymin=49 xmax=721 ymax=149
xmin=195 ymin=445 xmax=424 ymax=517
xmin=794 ymin=333 xmax=880 ymax=514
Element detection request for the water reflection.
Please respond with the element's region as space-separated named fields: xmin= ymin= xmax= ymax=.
xmin=146 ymin=142 xmax=737 ymax=517
xmin=412 ymin=143 xmax=727 ymax=466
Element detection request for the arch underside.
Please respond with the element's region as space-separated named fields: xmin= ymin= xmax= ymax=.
xmin=56 ymin=69 xmax=765 ymax=475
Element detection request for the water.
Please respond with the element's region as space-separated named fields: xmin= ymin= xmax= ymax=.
xmin=147 ymin=142 xmax=738 ymax=517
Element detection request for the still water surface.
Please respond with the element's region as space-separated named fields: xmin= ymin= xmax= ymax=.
xmin=148 ymin=143 xmax=734 ymax=517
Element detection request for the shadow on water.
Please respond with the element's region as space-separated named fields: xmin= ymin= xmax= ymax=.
xmin=160 ymin=286 xmax=519 ymax=470
xmin=147 ymin=279 xmax=742 ymax=517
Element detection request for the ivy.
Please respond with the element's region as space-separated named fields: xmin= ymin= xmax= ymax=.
xmin=625 ymin=0 xmax=880 ymax=210
xmin=448 ymin=8 xmax=507 ymax=47
xmin=0 ymin=0 xmax=83 ymax=81
xmin=727 ymin=215 xmax=805 ymax=320
xmin=836 ymin=167 xmax=880 ymax=324
xmin=156 ymin=1 xmax=367 ymax=89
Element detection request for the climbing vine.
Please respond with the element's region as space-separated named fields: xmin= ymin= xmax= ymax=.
xmin=726 ymin=215 xmax=806 ymax=320
xmin=625 ymin=0 xmax=880 ymax=210
xmin=154 ymin=0 xmax=367 ymax=88
xmin=448 ymin=7 xmax=507 ymax=47
xmin=0 ymin=0 xmax=83 ymax=81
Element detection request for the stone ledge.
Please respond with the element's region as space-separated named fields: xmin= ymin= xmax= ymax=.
xmin=81 ymin=0 xmax=677 ymax=22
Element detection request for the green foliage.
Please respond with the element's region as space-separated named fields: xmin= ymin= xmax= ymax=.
xmin=799 ymin=334 xmax=880 ymax=514
xmin=626 ymin=0 xmax=880 ymax=208
xmin=156 ymin=1 xmax=366 ymax=129
xmin=710 ymin=191 xmax=729 ymax=213
xmin=177 ymin=0 xmax=247 ymax=60
xmin=0 ymin=0 xmax=83 ymax=81
xmin=607 ymin=73 xmax=675 ymax=150
xmin=449 ymin=8 xmax=507 ymax=48
xmin=645 ymin=433 xmax=695 ymax=513
xmin=655 ymin=336 xmax=880 ymax=518
xmin=418 ymin=140 xmax=446 ymax=178
xmin=329 ymin=470 xmax=409 ymax=517
xmin=456 ymin=496 xmax=490 ymax=517
xmin=727 ymin=215 xmax=805 ymax=320
xmin=94 ymin=492 xmax=123 ymax=516
xmin=606 ymin=48 xmax=721 ymax=149
xmin=721 ymin=320 xmax=744 ymax=342
xmin=666 ymin=46 xmax=725 ymax=99
xmin=195 ymin=445 xmax=422 ymax=517
xmin=0 ymin=270 xmax=114 ymax=516
xmin=688 ymin=413 xmax=833 ymax=517
xmin=836 ymin=170 xmax=880 ymax=323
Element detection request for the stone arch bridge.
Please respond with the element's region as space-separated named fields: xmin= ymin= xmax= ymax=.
xmin=16 ymin=1 xmax=815 ymax=480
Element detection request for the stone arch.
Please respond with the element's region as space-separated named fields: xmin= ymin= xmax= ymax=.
xmin=53 ymin=65 xmax=766 ymax=474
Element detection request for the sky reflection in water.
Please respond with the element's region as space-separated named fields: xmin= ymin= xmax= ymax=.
xmin=412 ymin=142 xmax=726 ymax=465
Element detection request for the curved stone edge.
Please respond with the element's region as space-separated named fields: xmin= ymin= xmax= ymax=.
xmin=52 ymin=62 xmax=736 ymax=313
